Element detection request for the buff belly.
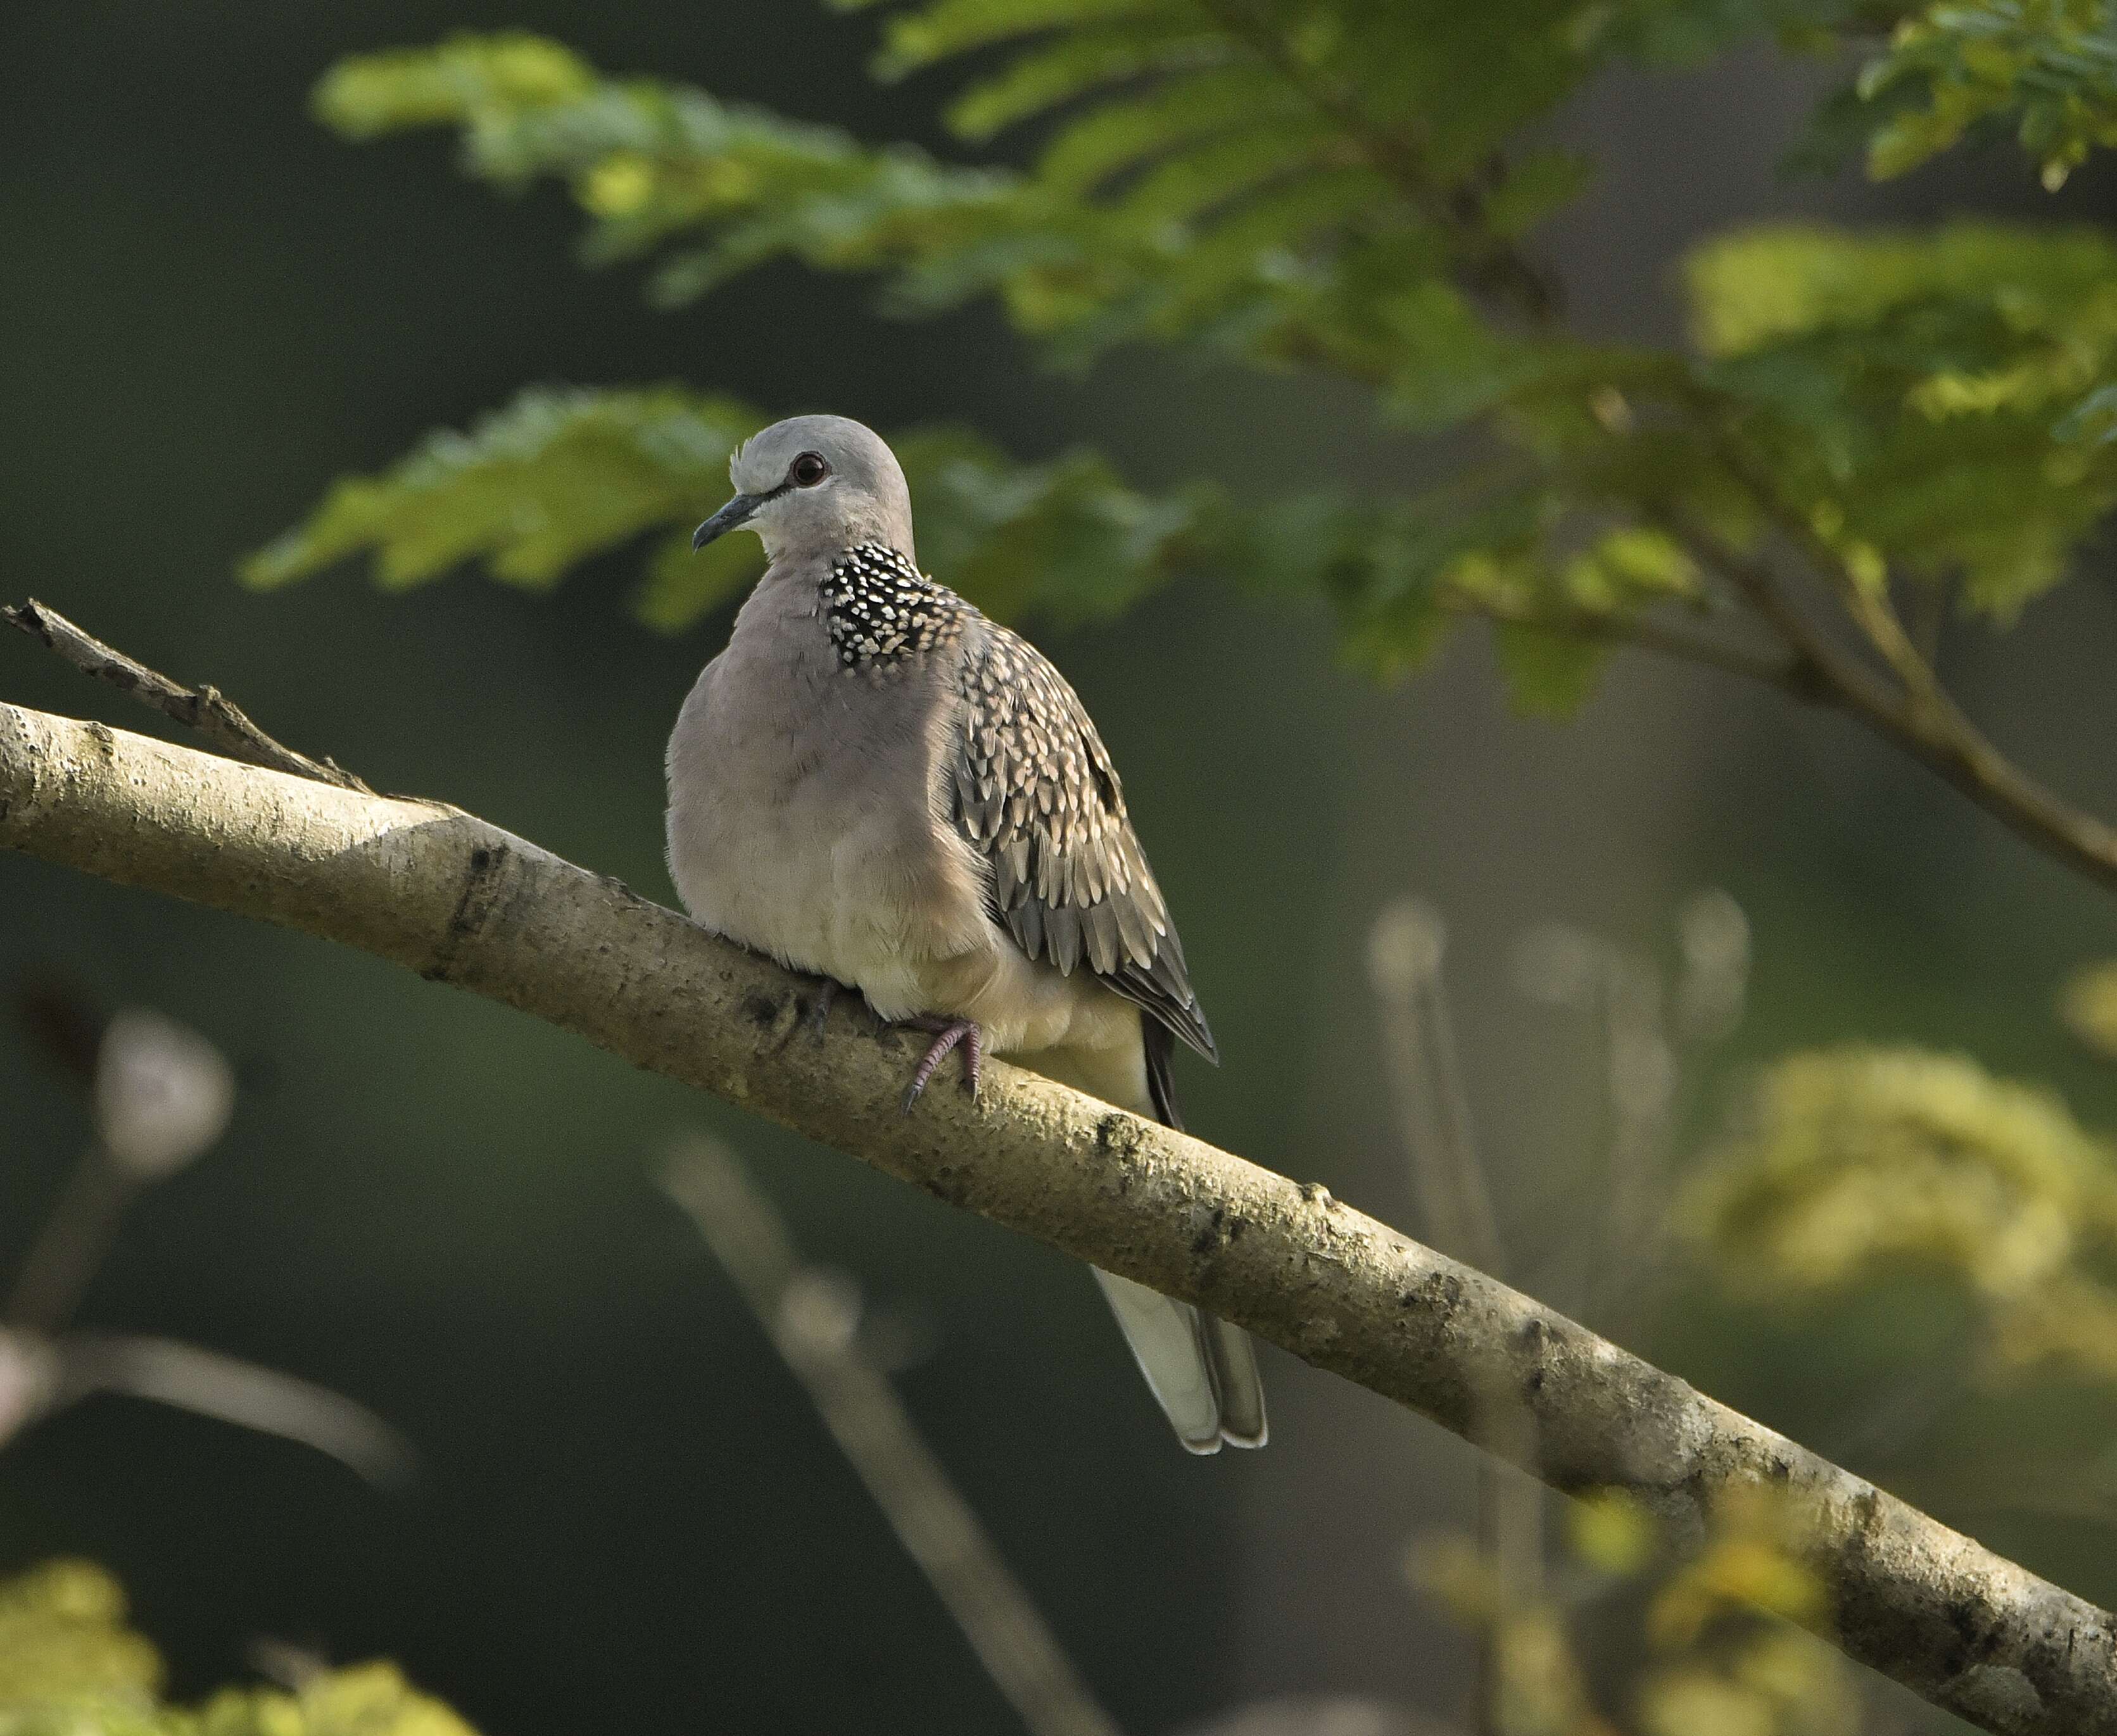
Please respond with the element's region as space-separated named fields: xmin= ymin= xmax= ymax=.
xmin=669 ymin=750 xmax=1143 ymax=1070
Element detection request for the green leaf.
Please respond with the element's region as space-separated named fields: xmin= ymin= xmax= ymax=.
xmin=312 ymin=32 xmax=593 ymax=140
xmin=250 ymin=391 xmax=1218 ymax=631
xmin=243 ymin=387 xmax=756 ymax=596
xmin=1842 ymin=0 xmax=2117 ymax=187
xmin=895 ymin=431 xmax=1211 ymax=620
xmin=297 ymin=23 xmax=2117 ymax=691
xmin=869 ymin=0 xmax=1174 ymax=79
xmin=1480 ymin=148 xmax=1596 ymax=239
xmin=944 ymin=23 xmax=1230 ymax=139
xmin=307 ymin=24 xmax=1582 ymax=380
xmin=1035 ymin=65 xmax=1299 ymax=192
xmin=1684 ymin=221 xmax=2117 ymax=358
xmin=314 ymin=35 xmax=1043 ymax=305
xmin=1567 ymin=525 xmax=1700 ymax=605
xmin=1682 ymin=222 xmax=2117 ymax=614
xmin=1376 ymin=280 xmax=1578 ymax=428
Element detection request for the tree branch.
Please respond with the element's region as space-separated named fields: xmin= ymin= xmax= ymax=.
xmin=2 ymin=599 xmax=372 ymax=793
xmin=1665 ymin=513 xmax=2117 ymax=898
xmin=0 ymin=698 xmax=2110 ymax=1733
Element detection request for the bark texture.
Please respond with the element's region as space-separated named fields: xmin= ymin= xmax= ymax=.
xmin=1 ymin=698 xmax=2111 ymax=1735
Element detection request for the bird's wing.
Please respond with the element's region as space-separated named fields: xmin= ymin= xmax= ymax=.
xmin=947 ymin=621 xmax=1216 ymax=1062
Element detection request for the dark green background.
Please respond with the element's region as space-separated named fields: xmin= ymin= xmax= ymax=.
xmin=4 ymin=6 xmax=2116 ymax=1732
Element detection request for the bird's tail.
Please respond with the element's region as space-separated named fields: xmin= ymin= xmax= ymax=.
xmin=1086 ymin=1022 xmax=1267 ymax=1454
xmin=1092 ymin=1269 xmax=1267 ymax=1454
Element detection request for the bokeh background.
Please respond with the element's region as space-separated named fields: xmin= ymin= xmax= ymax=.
xmin=5 ymin=4 xmax=2117 ymax=1733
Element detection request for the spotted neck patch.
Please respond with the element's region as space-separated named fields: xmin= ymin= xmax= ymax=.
xmin=820 ymin=542 xmax=968 ymax=670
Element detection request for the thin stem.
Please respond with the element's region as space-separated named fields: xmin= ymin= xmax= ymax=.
xmin=1474 ymin=1454 xmax=1505 ymax=1736
xmin=659 ymin=1138 xmax=1124 ymax=1736
xmin=1660 ymin=442 xmax=2117 ymax=896
xmin=1439 ymin=593 xmax=1808 ymax=693
xmin=1584 ymin=952 xmax=1675 ymax=1336
xmin=4 ymin=598 xmax=370 ymax=792
xmin=1471 ymin=1409 xmax=1547 ymax=1736
xmin=6 ymin=1142 xmax=132 ymax=1333
xmin=56 ymin=1333 xmax=414 ymax=1485
xmin=1368 ymin=905 xmax=1545 ymax=1732
xmin=1368 ymin=903 xmax=1505 ymax=1279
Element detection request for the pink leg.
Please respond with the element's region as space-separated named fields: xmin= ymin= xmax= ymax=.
xmin=898 ymin=1016 xmax=983 ymax=1111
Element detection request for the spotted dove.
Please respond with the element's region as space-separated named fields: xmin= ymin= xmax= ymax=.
xmin=666 ymin=414 xmax=1265 ymax=1452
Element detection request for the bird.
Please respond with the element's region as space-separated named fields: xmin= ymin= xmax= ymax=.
xmin=664 ymin=413 xmax=1266 ymax=1454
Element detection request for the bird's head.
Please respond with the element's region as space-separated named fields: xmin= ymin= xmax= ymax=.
xmin=692 ymin=415 xmax=914 ymax=566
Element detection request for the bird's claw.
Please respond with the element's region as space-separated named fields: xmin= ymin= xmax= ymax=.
xmin=897 ymin=1016 xmax=982 ymax=1112
xmin=780 ymin=974 xmax=847 ymax=1050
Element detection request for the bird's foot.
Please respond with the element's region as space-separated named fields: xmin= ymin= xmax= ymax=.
xmin=895 ymin=1016 xmax=983 ymax=1112
xmin=785 ymin=974 xmax=849 ymax=1049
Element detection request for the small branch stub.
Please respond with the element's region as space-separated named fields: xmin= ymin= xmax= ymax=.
xmin=4 ymin=599 xmax=371 ymax=792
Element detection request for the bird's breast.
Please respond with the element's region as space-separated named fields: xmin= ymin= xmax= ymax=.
xmin=664 ymin=632 xmax=990 ymax=1005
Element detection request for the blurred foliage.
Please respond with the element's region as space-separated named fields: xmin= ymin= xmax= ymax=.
xmin=1634 ymin=1490 xmax=1859 ymax=1736
xmin=1410 ymin=1487 xmax=1857 ymax=1736
xmin=1685 ymin=220 xmax=2117 ymax=615
xmin=1412 ymin=1531 xmax=1614 ymax=1736
xmin=0 ymin=1561 xmax=161 ymax=1710
xmin=1682 ymin=1044 xmax=2117 ymax=1381
xmin=0 ymin=1561 xmax=476 ymax=1736
xmin=245 ymin=384 xmax=1229 ymax=631
xmin=245 ymin=387 xmax=759 ymax=605
xmin=1854 ymin=0 xmax=2117 ymax=187
xmin=255 ymin=0 xmax=2117 ymax=715
xmin=244 ymin=379 xmax=1710 ymax=699
xmin=2059 ymin=957 xmax=2117 ymax=1057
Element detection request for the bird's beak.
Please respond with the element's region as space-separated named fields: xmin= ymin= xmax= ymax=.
xmin=692 ymin=493 xmax=763 ymax=551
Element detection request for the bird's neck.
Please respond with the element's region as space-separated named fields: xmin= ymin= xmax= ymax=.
xmin=813 ymin=542 xmax=971 ymax=672
xmin=757 ymin=510 xmax=915 ymax=569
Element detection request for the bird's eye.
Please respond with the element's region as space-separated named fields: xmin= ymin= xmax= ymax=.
xmin=790 ymin=452 xmax=830 ymax=487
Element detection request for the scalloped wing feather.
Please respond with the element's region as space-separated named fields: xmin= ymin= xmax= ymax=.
xmin=950 ymin=620 xmax=1216 ymax=1062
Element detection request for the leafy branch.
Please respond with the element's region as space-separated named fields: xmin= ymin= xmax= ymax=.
xmin=227 ymin=11 xmax=2117 ymax=909
xmin=1848 ymin=0 xmax=2117 ymax=187
xmin=1667 ymin=420 xmax=2117 ymax=896
xmin=256 ymin=14 xmax=2117 ymax=877
xmin=1182 ymin=0 xmax=1564 ymax=318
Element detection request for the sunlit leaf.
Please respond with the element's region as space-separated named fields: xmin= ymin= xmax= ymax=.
xmin=243 ymin=387 xmax=755 ymax=598
xmin=291 ymin=22 xmax=2117 ymax=688
xmin=0 ymin=1561 xmax=483 ymax=1736
xmin=2059 ymin=958 xmax=2117 ymax=1058
xmin=1683 ymin=222 xmax=2117 ymax=613
xmin=1852 ymin=0 xmax=2117 ymax=186
xmin=1684 ymin=1044 xmax=2117 ymax=1381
